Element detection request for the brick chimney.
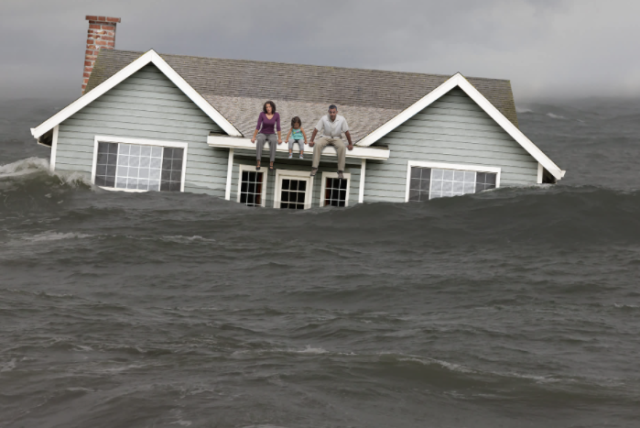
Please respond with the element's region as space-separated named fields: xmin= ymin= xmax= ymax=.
xmin=82 ymin=15 xmax=121 ymax=94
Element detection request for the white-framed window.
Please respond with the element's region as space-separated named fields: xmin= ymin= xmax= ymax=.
xmin=237 ymin=164 xmax=268 ymax=207
xmin=274 ymin=170 xmax=314 ymax=210
xmin=92 ymin=136 xmax=188 ymax=192
xmin=320 ymin=171 xmax=351 ymax=207
xmin=405 ymin=161 xmax=501 ymax=202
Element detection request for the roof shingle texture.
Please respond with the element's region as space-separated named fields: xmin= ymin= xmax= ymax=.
xmin=86 ymin=50 xmax=519 ymax=140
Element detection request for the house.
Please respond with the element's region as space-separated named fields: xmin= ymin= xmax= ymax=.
xmin=32 ymin=16 xmax=565 ymax=209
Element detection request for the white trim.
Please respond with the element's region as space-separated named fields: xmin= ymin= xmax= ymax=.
xmin=320 ymin=171 xmax=352 ymax=207
xmin=405 ymin=160 xmax=501 ymax=202
xmin=225 ymin=148 xmax=234 ymax=200
xmin=356 ymin=73 xmax=565 ymax=181
xmin=208 ymin=134 xmax=390 ymax=161
xmin=237 ymin=163 xmax=268 ymax=207
xmin=537 ymin=163 xmax=543 ymax=184
xmin=92 ymin=135 xmax=189 ymax=192
xmin=50 ymin=125 xmax=59 ymax=172
xmin=358 ymin=159 xmax=366 ymax=203
xmin=273 ymin=169 xmax=314 ymax=209
xmin=31 ymin=50 xmax=242 ymax=140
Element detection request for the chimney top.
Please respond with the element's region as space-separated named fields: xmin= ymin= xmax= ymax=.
xmin=82 ymin=15 xmax=121 ymax=94
xmin=86 ymin=15 xmax=122 ymax=24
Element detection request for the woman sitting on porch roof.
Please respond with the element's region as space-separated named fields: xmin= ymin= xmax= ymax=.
xmin=250 ymin=101 xmax=282 ymax=171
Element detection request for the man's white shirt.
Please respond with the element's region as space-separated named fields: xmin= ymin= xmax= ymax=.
xmin=315 ymin=114 xmax=349 ymax=139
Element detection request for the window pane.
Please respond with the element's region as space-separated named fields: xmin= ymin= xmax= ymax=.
xmin=443 ymin=169 xmax=454 ymax=181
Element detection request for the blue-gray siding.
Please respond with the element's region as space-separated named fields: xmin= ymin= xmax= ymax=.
xmin=56 ymin=64 xmax=229 ymax=196
xmin=365 ymin=88 xmax=538 ymax=203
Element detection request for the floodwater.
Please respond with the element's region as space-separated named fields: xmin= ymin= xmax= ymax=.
xmin=1 ymin=98 xmax=640 ymax=427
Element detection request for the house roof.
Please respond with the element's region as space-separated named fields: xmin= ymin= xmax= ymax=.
xmin=85 ymin=49 xmax=520 ymax=143
xmin=32 ymin=49 xmax=564 ymax=180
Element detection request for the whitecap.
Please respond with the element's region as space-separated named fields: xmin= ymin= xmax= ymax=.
xmin=160 ymin=235 xmax=216 ymax=244
xmin=0 ymin=358 xmax=17 ymax=372
xmin=516 ymin=107 xmax=534 ymax=114
xmin=23 ymin=231 xmax=92 ymax=242
xmin=547 ymin=112 xmax=566 ymax=119
xmin=295 ymin=345 xmax=328 ymax=354
xmin=0 ymin=157 xmax=49 ymax=177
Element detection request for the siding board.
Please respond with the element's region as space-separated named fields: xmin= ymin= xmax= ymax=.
xmin=56 ymin=64 xmax=229 ymax=197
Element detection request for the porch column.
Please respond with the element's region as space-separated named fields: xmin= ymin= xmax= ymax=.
xmin=358 ymin=159 xmax=366 ymax=203
xmin=225 ymin=148 xmax=234 ymax=200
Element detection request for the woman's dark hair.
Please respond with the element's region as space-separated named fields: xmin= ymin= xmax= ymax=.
xmin=291 ymin=116 xmax=302 ymax=127
xmin=263 ymin=101 xmax=276 ymax=114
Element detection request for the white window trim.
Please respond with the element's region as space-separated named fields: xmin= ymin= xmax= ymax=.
xmin=273 ymin=169 xmax=314 ymax=210
xmin=404 ymin=160 xmax=501 ymax=202
xmin=320 ymin=171 xmax=352 ymax=207
xmin=91 ymin=135 xmax=188 ymax=193
xmin=237 ymin=163 xmax=268 ymax=207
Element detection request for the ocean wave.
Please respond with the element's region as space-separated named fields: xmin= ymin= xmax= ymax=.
xmin=547 ymin=112 xmax=566 ymax=119
xmin=0 ymin=157 xmax=49 ymax=177
xmin=21 ymin=231 xmax=92 ymax=242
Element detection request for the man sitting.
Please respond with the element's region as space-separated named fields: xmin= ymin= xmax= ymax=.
xmin=309 ymin=105 xmax=354 ymax=179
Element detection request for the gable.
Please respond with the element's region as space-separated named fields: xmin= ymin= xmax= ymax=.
xmin=31 ymin=50 xmax=241 ymax=140
xmin=379 ymin=89 xmax=538 ymax=181
xmin=63 ymin=63 xmax=224 ymax=137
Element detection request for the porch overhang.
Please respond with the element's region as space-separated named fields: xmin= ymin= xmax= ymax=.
xmin=208 ymin=134 xmax=390 ymax=161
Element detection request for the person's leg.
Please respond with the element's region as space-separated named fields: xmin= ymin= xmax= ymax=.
xmin=288 ymin=137 xmax=294 ymax=157
xmin=267 ymin=134 xmax=278 ymax=164
xmin=332 ymin=138 xmax=347 ymax=172
xmin=256 ymin=133 xmax=266 ymax=167
xmin=312 ymin=137 xmax=330 ymax=169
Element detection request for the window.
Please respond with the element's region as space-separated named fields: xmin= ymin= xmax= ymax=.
xmin=238 ymin=165 xmax=267 ymax=207
xmin=280 ymin=179 xmax=307 ymax=209
xmin=406 ymin=161 xmax=500 ymax=202
xmin=320 ymin=172 xmax=351 ymax=207
xmin=93 ymin=137 xmax=187 ymax=192
xmin=274 ymin=170 xmax=313 ymax=209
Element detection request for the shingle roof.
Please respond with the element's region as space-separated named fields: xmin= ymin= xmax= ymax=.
xmin=86 ymin=49 xmax=519 ymax=140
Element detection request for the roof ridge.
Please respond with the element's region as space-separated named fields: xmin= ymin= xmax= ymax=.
xmin=109 ymin=49 xmax=512 ymax=83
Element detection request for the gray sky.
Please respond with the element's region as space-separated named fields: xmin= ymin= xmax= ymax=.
xmin=1 ymin=0 xmax=639 ymax=102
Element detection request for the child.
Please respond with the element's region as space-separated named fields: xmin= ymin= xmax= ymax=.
xmin=285 ymin=116 xmax=307 ymax=159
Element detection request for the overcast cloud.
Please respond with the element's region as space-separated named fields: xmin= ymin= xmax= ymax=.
xmin=1 ymin=0 xmax=639 ymax=101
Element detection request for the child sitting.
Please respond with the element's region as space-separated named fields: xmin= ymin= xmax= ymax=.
xmin=285 ymin=116 xmax=307 ymax=159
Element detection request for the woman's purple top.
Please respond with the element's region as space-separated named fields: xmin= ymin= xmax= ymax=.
xmin=256 ymin=112 xmax=281 ymax=135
